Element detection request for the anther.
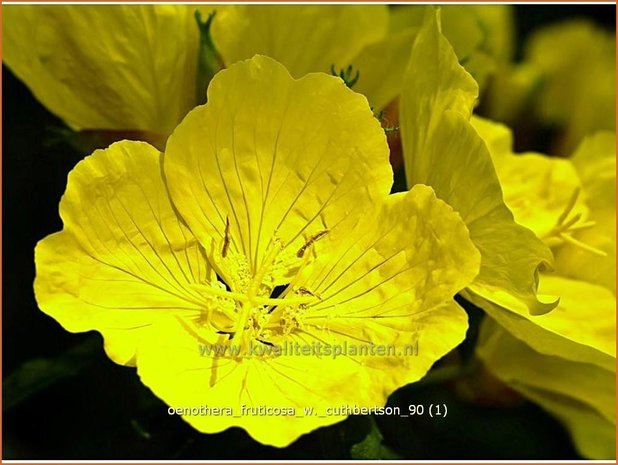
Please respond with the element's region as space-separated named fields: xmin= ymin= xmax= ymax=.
xmin=296 ymin=286 xmax=322 ymax=300
xmin=222 ymin=216 xmax=231 ymax=257
xmin=297 ymin=230 xmax=329 ymax=258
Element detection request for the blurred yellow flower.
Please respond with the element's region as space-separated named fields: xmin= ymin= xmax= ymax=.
xmin=4 ymin=4 xmax=395 ymax=145
xmin=34 ymin=56 xmax=480 ymax=447
xmin=471 ymin=120 xmax=616 ymax=458
xmin=477 ymin=319 xmax=615 ymax=459
xmin=527 ymin=21 xmax=616 ymax=154
xmin=486 ymin=19 xmax=616 ymax=155
xmin=3 ymin=5 xmax=210 ymax=143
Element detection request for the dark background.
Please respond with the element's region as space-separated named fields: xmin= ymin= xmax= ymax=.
xmin=3 ymin=5 xmax=615 ymax=459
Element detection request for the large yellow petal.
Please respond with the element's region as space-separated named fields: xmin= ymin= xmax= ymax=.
xmin=137 ymin=317 xmax=374 ymax=448
xmin=34 ymin=141 xmax=212 ymax=365
xmin=211 ymin=5 xmax=387 ymax=78
xmin=136 ymin=185 xmax=480 ymax=447
xmin=294 ymin=185 xmax=481 ymax=392
xmin=466 ymin=274 xmax=615 ymax=371
xmin=4 ymin=5 xmax=206 ymax=135
xmin=164 ymin=55 xmax=393 ymax=290
xmin=400 ymin=8 xmax=554 ymax=315
xmin=477 ymin=320 xmax=616 ymax=459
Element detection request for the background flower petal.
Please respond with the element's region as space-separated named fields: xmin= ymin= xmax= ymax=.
xmin=477 ymin=320 xmax=616 ymax=459
xmin=351 ymin=28 xmax=417 ymax=112
xmin=400 ymin=8 xmax=555 ymax=315
xmin=466 ymin=275 xmax=616 ymax=371
xmin=211 ymin=5 xmax=387 ymax=78
xmin=4 ymin=5 xmax=209 ymax=135
xmin=554 ymin=132 xmax=616 ymax=292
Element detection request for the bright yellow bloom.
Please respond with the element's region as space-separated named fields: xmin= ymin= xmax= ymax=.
xmin=471 ymin=124 xmax=616 ymax=345
xmin=34 ymin=56 xmax=480 ymax=447
xmin=471 ymin=120 xmax=616 ymax=458
xmin=400 ymin=9 xmax=555 ymax=317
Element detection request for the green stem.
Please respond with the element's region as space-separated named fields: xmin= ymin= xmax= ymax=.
xmin=195 ymin=10 xmax=224 ymax=105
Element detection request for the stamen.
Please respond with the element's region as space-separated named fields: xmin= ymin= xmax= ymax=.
xmin=190 ymin=284 xmax=317 ymax=307
xmin=251 ymin=237 xmax=283 ymax=294
xmin=297 ymin=230 xmax=329 ymax=258
xmin=230 ymin=301 xmax=252 ymax=347
xmin=558 ymin=212 xmax=582 ymax=231
xmin=191 ymin=283 xmax=245 ymax=302
xmin=556 ymin=187 xmax=580 ymax=226
xmin=222 ymin=216 xmax=231 ymax=258
xmin=560 ymin=234 xmax=607 ymax=257
xmin=265 ymin=249 xmax=314 ymax=313
xmin=296 ymin=286 xmax=322 ymax=300
xmin=568 ymin=220 xmax=596 ymax=232
xmin=541 ymin=187 xmax=606 ymax=256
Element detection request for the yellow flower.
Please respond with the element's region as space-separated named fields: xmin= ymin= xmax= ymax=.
xmin=34 ymin=56 xmax=480 ymax=447
xmin=471 ymin=121 xmax=616 ymax=458
xmin=4 ymin=4 xmax=393 ymax=143
xmin=399 ymin=8 xmax=555 ymax=316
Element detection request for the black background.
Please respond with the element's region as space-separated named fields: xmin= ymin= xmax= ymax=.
xmin=3 ymin=5 xmax=616 ymax=459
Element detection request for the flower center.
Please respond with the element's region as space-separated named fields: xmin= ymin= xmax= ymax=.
xmin=186 ymin=226 xmax=327 ymax=358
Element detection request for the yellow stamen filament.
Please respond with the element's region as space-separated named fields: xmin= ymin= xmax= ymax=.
xmin=542 ymin=187 xmax=607 ymax=256
xmin=556 ymin=187 xmax=580 ymax=226
xmin=559 ymin=234 xmax=607 ymax=257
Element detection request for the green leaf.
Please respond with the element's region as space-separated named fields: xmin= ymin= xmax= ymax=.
xmin=3 ymin=336 xmax=100 ymax=411
xmin=351 ymin=417 xmax=401 ymax=459
xmin=195 ymin=9 xmax=224 ymax=105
